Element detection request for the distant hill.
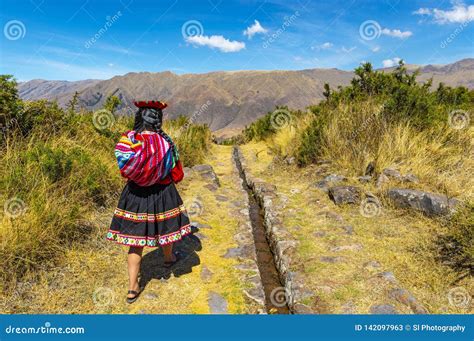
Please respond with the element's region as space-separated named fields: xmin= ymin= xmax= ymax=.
xmin=17 ymin=58 xmax=474 ymax=135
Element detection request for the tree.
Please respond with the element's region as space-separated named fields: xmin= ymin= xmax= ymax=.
xmin=323 ymin=83 xmax=331 ymax=100
xmin=67 ymin=91 xmax=80 ymax=115
xmin=104 ymin=95 xmax=121 ymax=114
xmin=0 ymin=75 xmax=22 ymax=122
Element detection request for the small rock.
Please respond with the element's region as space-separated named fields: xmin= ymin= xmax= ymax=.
xmin=285 ymin=157 xmax=296 ymax=165
xmin=200 ymin=265 xmax=213 ymax=281
xmin=365 ymin=162 xmax=376 ymax=176
xmin=339 ymin=225 xmax=354 ymax=235
xmin=330 ymin=244 xmax=363 ymax=252
xmin=402 ymin=173 xmax=419 ymax=183
xmin=313 ymin=180 xmax=330 ymax=192
xmin=255 ymin=182 xmax=277 ymax=193
xmin=370 ymin=304 xmax=398 ymax=314
xmin=231 ymin=200 xmax=244 ymax=208
xmin=388 ymin=188 xmax=459 ymax=217
xmin=292 ymin=303 xmax=314 ymax=314
xmin=192 ymin=164 xmax=214 ymax=173
xmin=315 ymin=285 xmax=334 ymax=294
xmin=341 ymin=301 xmax=356 ymax=314
xmin=358 ymin=175 xmax=372 ymax=183
xmin=363 ymin=260 xmax=381 ymax=270
xmin=318 ymin=210 xmax=344 ymax=222
xmin=325 ymin=174 xmax=347 ymax=183
xmin=183 ymin=167 xmax=194 ymax=177
xmin=377 ymin=271 xmax=398 ymax=284
xmin=144 ymin=292 xmax=158 ymax=300
xmin=320 ymin=256 xmax=345 ymax=263
xmin=383 ymin=168 xmax=402 ymax=179
xmin=192 ymin=222 xmax=212 ymax=229
xmin=376 ymin=173 xmax=389 ymax=188
xmin=328 ymin=186 xmax=361 ymax=205
xmin=215 ymin=194 xmax=229 ymax=202
xmin=223 ymin=245 xmax=253 ymax=259
xmin=192 ymin=164 xmax=220 ymax=186
xmin=204 ymin=183 xmax=218 ymax=192
xmin=208 ymin=291 xmax=228 ymax=314
xmin=389 ymin=288 xmax=428 ymax=314
xmin=313 ymin=231 xmax=327 ymax=237
xmin=313 ymin=174 xmax=346 ymax=192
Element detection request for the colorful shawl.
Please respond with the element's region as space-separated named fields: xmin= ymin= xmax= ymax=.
xmin=114 ymin=130 xmax=178 ymax=186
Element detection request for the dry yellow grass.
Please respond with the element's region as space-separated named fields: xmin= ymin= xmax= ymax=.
xmin=240 ymin=141 xmax=473 ymax=314
xmin=270 ymin=102 xmax=473 ymax=200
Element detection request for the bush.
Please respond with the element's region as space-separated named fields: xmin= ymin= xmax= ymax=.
xmin=437 ymin=202 xmax=474 ymax=279
xmin=163 ymin=116 xmax=212 ymax=167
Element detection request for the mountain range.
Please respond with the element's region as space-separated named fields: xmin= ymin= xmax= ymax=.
xmin=17 ymin=58 xmax=474 ymax=136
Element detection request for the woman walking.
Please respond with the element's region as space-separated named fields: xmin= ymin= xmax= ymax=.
xmin=107 ymin=100 xmax=191 ymax=303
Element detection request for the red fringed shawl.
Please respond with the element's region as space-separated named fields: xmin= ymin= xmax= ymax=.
xmin=114 ymin=131 xmax=183 ymax=186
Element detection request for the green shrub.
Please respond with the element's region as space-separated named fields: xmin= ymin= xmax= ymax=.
xmin=437 ymin=203 xmax=474 ymax=279
xmin=161 ymin=116 xmax=212 ymax=167
xmin=243 ymin=110 xmax=278 ymax=142
xmin=295 ymin=114 xmax=327 ymax=166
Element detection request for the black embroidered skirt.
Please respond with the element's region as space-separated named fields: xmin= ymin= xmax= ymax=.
xmin=107 ymin=181 xmax=191 ymax=247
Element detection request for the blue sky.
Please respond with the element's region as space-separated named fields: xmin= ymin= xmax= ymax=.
xmin=0 ymin=0 xmax=473 ymax=81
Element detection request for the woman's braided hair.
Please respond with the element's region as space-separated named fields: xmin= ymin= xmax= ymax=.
xmin=133 ymin=107 xmax=178 ymax=158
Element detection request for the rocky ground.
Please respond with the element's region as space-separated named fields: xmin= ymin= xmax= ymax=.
xmin=237 ymin=142 xmax=472 ymax=314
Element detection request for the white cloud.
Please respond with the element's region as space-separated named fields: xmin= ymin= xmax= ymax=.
xmin=312 ymin=42 xmax=333 ymax=50
xmin=372 ymin=46 xmax=380 ymax=52
xmin=413 ymin=8 xmax=431 ymax=16
xmin=381 ymin=28 xmax=413 ymax=39
xmin=243 ymin=20 xmax=268 ymax=39
xmin=185 ymin=35 xmax=245 ymax=53
xmin=382 ymin=57 xmax=401 ymax=67
xmin=413 ymin=1 xmax=474 ymax=24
